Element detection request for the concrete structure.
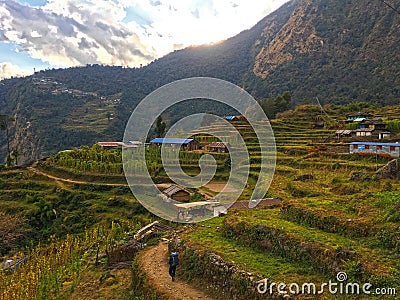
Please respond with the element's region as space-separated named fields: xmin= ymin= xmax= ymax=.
xmin=174 ymin=201 xmax=220 ymax=221
xmin=350 ymin=142 xmax=400 ymax=158
xmin=213 ymin=205 xmax=228 ymax=217
xmin=378 ymin=132 xmax=392 ymax=140
xmin=355 ymin=128 xmax=374 ymax=137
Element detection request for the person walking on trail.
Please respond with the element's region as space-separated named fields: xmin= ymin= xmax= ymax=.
xmin=168 ymin=250 xmax=179 ymax=281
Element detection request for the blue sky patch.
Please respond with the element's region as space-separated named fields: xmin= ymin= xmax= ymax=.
xmin=16 ymin=0 xmax=47 ymax=7
xmin=122 ymin=6 xmax=152 ymax=27
xmin=0 ymin=42 xmax=50 ymax=72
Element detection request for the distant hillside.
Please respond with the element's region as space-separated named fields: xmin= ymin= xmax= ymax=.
xmin=245 ymin=0 xmax=400 ymax=103
xmin=1 ymin=0 xmax=400 ymax=163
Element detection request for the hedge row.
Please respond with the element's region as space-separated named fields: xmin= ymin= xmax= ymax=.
xmin=280 ymin=203 xmax=371 ymax=237
xmin=169 ymin=241 xmax=286 ymax=300
xmin=281 ymin=203 xmax=400 ymax=253
xmin=221 ymin=216 xmax=399 ymax=289
xmin=221 ymin=216 xmax=351 ymax=277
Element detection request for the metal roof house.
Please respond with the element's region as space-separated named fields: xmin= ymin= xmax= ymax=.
xmin=97 ymin=142 xmax=124 ymax=149
xmin=345 ymin=112 xmax=372 ymax=123
xmin=355 ymin=128 xmax=374 ymax=137
xmin=163 ymin=184 xmax=191 ymax=202
xmin=174 ymin=201 xmax=220 ymax=221
xmin=149 ymin=138 xmax=200 ymax=150
xmin=350 ymin=142 xmax=400 ymax=158
xmin=336 ymin=129 xmax=354 ymax=138
xmin=97 ymin=141 xmax=141 ymax=150
xmin=359 ymin=118 xmax=386 ymax=130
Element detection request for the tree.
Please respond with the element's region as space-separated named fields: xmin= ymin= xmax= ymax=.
xmin=274 ymin=92 xmax=291 ymax=114
xmin=258 ymin=92 xmax=291 ymax=119
xmin=154 ymin=115 xmax=166 ymax=138
xmin=0 ymin=212 xmax=27 ymax=255
xmin=0 ymin=114 xmax=15 ymax=166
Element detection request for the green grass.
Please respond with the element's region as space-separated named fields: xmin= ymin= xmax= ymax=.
xmin=2 ymin=103 xmax=400 ymax=299
xmin=187 ymin=217 xmax=326 ymax=284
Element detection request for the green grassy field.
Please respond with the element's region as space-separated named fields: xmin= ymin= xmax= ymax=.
xmin=1 ymin=103 xmax=399 ymax=299
xmin=184 ymin=104 xmax=400 ymax=298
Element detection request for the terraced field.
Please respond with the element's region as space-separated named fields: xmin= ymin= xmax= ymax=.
xmin=3 ymin=104 xmax=398 ymax=299
xmin=184 ymin=105 xmax=400 ymax=298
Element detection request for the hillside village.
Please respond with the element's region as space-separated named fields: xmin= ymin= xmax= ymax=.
xmin=1 ymin=0 xmax=400 ymax=298
xmin=92 ymin=107 xmax=400 ymax=221
xmin=1 ymin=101 xmax=400 ymax=299
xmin=99 ymin=110 xmax=400 ymax=158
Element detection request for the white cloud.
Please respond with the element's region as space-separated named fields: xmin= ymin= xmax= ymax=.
xmin=0 ymin=0 xmax=157 ymax=68
xmin=0 ymin=62 xmax=32 ymax=80
xmin=0 ymin=0 xmax=289 ymax=70
xmin=120 ymin=0 xmax=289 ymax=56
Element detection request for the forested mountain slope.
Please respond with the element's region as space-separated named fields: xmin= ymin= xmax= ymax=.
xmin=1 ymin=0 xmax=399 ymax=163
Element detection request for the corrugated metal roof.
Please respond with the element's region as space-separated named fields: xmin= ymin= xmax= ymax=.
xmin=174 ymin=201 xmax=218 ymax=209
xmin=98 ymin=141 xmax=141 ymax=148
xmin=163 ymin=185 xmax=190 ymax=197
xmin=97 ymin=142 xmax=123 ymax=147
xmin=355 ymin=128 xmax=374 ymax=132
xmin=351 ymin=142 xmax=400 ymax=147
xmin=336 ymin=130 xmax=353 ymax=134
xmin=353 ymin=117 xmax=366 ymax=122
xmin=347 ymin=113 xmax=371 ymax=117
xmin=127 ymin=141 xmax=142 ymax=145
xmin=361 ymin=118 xmax=385 ymax=125
xmin=150 ymin=138 xmax=194 ymax=144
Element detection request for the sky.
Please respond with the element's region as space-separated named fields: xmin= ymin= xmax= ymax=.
xmin=0 ymin=0 xmax=289 ymax=80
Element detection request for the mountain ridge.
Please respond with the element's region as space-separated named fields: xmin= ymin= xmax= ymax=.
xmin=1 ymin=0 xmax=400 ymax=163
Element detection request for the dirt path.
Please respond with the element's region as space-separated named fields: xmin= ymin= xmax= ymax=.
xmin=139 ymin=241 xmax=214 ymax=300
xmin=204 ymin=182 xmax=238 ymax=193
xmin=28 ymin=167 xmax=128 ymax=187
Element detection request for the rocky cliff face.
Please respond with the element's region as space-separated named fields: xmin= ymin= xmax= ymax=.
xmin=254 ymin=0 xmax=323 ymax=78
xmin=376 ymin=159 xmax=400 ymax=179
xmin=248 ymin=0 xmax=400 ymax=103
xmin=12 ymin=110 xmax=42 ymax=165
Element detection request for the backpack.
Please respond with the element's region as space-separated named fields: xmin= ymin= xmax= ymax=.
xmin=171 ymin=253 xmax=179 ymax=267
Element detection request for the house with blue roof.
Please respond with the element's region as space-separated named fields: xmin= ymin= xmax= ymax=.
xmin=225 ymin=116 xmax=236 ymax=121
xmin=149 ymin=138 xmax=200 ymax=151
xmin=350 ymin=142 xmax=400 ymax=158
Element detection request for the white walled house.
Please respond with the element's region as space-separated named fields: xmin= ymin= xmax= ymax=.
xmin=350 ymin=142 xmax=400 ymax=158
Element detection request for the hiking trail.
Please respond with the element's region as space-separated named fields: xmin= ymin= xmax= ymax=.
xmin=139 ymin=240 xmax=214 ymax=300
xmin=28 ymin=166 xmax=128 ymax=187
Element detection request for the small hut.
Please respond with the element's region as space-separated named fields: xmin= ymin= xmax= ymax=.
xmin=163 ymin=185 xmax=191 ymax=202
